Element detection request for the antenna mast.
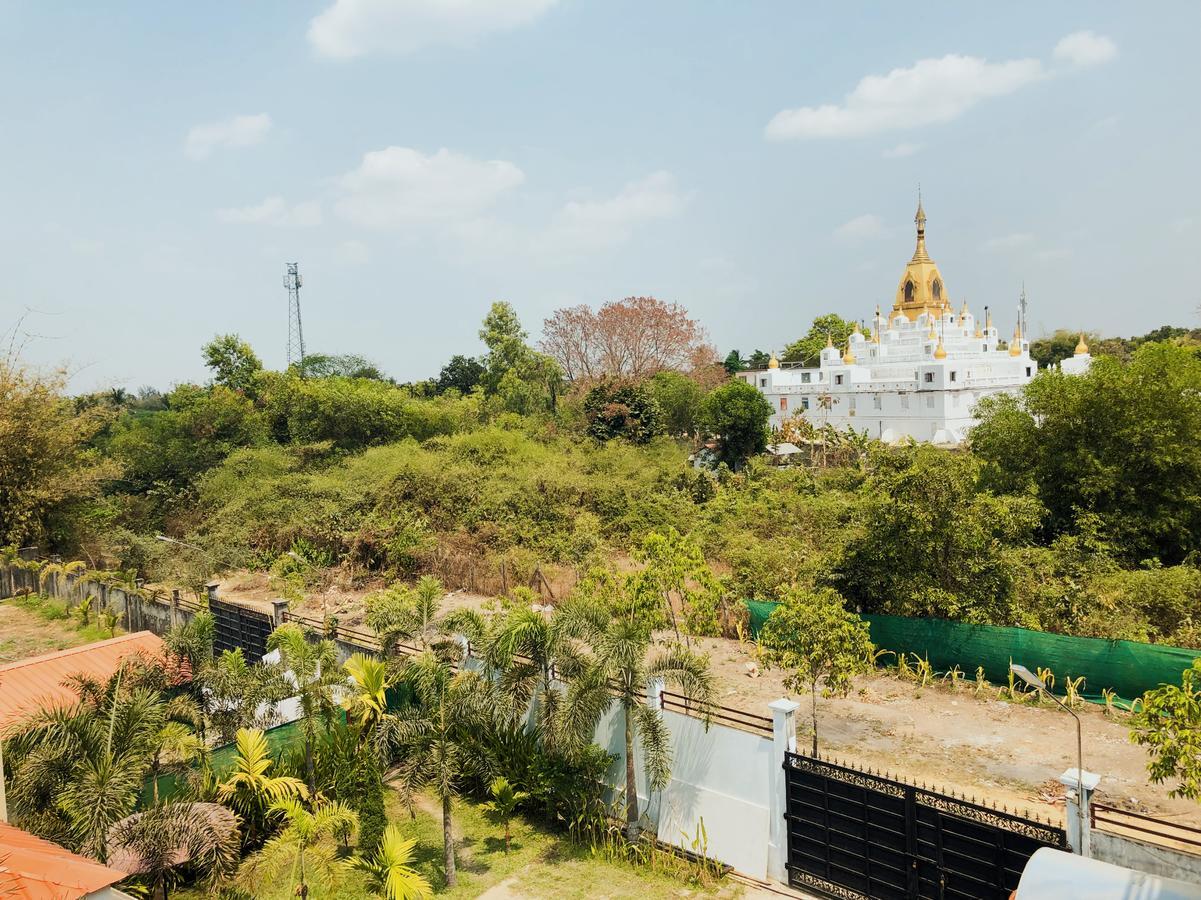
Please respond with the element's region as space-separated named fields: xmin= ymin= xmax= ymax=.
xmin=283 ymin=262 xmax=306 ymax=369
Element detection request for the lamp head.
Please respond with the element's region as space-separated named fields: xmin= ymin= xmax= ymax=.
xmin=1009 ymin=663 xmax=1045 ymax=691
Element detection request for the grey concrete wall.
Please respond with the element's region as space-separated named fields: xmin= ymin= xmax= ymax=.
xmin=1092 ymin=829 xmax=1201 ymax=885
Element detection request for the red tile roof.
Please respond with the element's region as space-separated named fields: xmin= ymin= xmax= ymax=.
xmin=0 ymin=820 xmax=128 ymax=899
xmin=0 ymin=631 xmax=166 ymax=731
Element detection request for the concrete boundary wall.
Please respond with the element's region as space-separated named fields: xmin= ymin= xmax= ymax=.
xmin=1092 ymin=829 xmax=1201 ymax=885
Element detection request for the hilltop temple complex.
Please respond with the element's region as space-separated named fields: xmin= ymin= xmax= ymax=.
xmin=744 ymin=201 xmax=1092 ymax=445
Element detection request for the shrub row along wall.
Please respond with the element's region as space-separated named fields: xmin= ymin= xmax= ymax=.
xmin=744 ymin=601 xmax=1201 ymax=706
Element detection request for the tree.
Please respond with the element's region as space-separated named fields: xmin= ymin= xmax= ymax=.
xmin=479 ymin=301 xmax=530 ymax=395
xmin=366 ymin=576 xmax=448 ymax=653
xmin=354 ymin=824 xmax=432 ymax=900
xmin=205 ymin=647 xmax=290 ymax=745
xmin=1131 ymin=658 xmax=1201 ymax=801
xmin=107 ymin=802 xmax=240 ymax=900
xmin=972 ymin=342 xmax=1201 ymax=565
xmin=266 ymin=624 xmax=343 ymax=797
xmin=782 ymin=314 xmax=857 ymax=366
xmin=0 ymin=362 xmax=115 ymax=548
xmin=436 ymin=355 xmax=485 ymax=395
xmin=556 ymin=585 xmax=714 ymax=839
xmin=723 ymin=350 xmax=746 ymax=374
xmin=482 ymin=777 xmax=528 ymax=853
xmin=478 ymin=302 xmax=561 ymax=413
xmin=630 ymin=528 xmax=723 ymax=642
xmin=747 ymin=349 xmax=771 ymax=370
xmin=241 ymin=797 xmax=357 ymax=900
xmin=582 ymin=381 xmax=664 ymax=443
xmin=383 ymin=651 xmax=495 ymax=888
xmin=202 ymin=334 xmax=263 ymax=394
xmin=217 ymin=728 xmax=308 ymax=848
xmin=646 ymin=371 xmax=704 ymax=436
xmin=701 ymin=379 xmax=773 ymax=470
xmin=297 ymin=353 xmax=386 ymax=381
xmin=758 ymin=587 xmax=874 ymax=756
xmin=540 ymin=296 xmax=708 ymax=382
xmin=342 ymin=653 xmax=393 ymax=748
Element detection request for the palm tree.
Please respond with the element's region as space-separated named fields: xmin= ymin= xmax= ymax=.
xmin=381 ymin=651 xmax=494 ymax=888
xmin=107 ymin=801 xmax=240 ymax=900
xmin=217 ymin=728 xmax=307 ymax=848
xmin=267 ymin=623 xmax=343 ymax=797
xmin=482 ymin=777 xmax=527 ymax=854
xmin=343 ymin=653 xmax=393 ymax=743
xmin=366 ymin=576 xmax=447 ymax=653
xmin=354 ymin=823 xmax=432 ymax=900
xmin=557 ymin=591 xmax=715 ymax=840
xmin=207 ymin=647 xmax=290 ymax=745
xmin=241 ymin=797 xmax=358 ymax=900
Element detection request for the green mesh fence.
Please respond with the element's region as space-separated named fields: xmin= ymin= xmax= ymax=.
xmin=744 ymin=600 xmax=1201 ymax=707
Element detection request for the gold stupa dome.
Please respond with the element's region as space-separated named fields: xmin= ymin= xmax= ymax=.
xmin=892 ymin=196 xmax=951 ymax=322
xmin=852 ymin=321 xmax=862 ymax=335
xmin=1074 ymin=333 xmax=1089 ymax=356
xmin=1009 ymin=325 xmax=1023 ymax=357
xmin=933 ymin=338 xmax=947 ymax=360
xmin=767 ymin=352 xmax=779 ymax=369
xmin=842 ymin=343 xmax=856 ymax=365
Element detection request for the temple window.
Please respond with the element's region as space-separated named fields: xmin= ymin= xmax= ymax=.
xmin=904 ymin=280 xmax=914 ymax=302
xmin=924 ymin=372 xmax=934 ymax=383
xmin=933 ymin=279 xmax=942 ymax=301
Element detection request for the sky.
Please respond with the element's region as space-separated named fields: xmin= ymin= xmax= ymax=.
xmin=2 ymin=1 xmax=1199 ymax=391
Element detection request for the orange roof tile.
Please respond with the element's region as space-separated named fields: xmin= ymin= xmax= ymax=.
xmin=0 ymin=631 xmax=166 ymax=731
xmin=0 ymin=820 xmax=127 ymax=899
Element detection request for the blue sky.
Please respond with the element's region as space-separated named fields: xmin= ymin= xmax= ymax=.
xmin=3 ymin=1 xmax=1199 ymax=390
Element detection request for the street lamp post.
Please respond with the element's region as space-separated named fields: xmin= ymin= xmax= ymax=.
xmin=1011 ymin=663 xmax=1085 ymax=851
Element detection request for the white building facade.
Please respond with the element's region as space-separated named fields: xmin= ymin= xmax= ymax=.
xmin=744 ymin=201 xmax=1090 ymax=445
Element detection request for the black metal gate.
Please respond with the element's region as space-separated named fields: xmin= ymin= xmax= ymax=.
xmin=784 ymin=752 xmax=1068 ymax=900
xmin=210 ymin=598 xmax=274 ymax=662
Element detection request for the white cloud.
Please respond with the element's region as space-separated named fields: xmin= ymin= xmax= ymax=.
xmin=185 ymin=113 xmax=273 ymax=161
xmin=833 ymin=213 xmax=885 ymax=241
xmin=308 ymin=0 xmax=558 ymax=59
xmin=216 ymin=197 xmax=323 ymax=227
xmin=766 ymin=54 xmax=1044 ymax=140
xmin=882 ymin=142 xmax=921 ymax=159
xmin=333 ymin=239 xmax=370 ymax=265
xmin=333 ymin=146 xmax=525 ymax=227
xmin=1053 ymin=31 xmax=1118 ymax=68
xmin=982 ymin=232 xmax=1036 ymax=252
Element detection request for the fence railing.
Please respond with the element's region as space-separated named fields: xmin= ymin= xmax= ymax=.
xmin=658 ymin=689 xmax=774 ymax=738
xmin=1091 ymin=803 xmax=1201 ymax=854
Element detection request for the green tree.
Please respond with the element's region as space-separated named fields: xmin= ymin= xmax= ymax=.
xmin=436 ymin=355 xmax=485 ymax=395
xmin=557 ymin=585 xmax=714 ymax=839
xmin=342 ymin=653 xmax=394 ymax=741
xmin=202 ymin=333 xmax=263 ymax=394
xmin=217 ymin=728 xmax=308 ymax=848
xmin=240 ymin=797 xmax=358 ymax=900
xmin=478 ymin=302 xmax=561 ymax=413
xmin=482 ymin=776 xmax=528 ymax=853
xmin=701 ymin=379 xmax=773 ymax=470
xmin=758 ymin=587 xmax=874 ymax=756
xmin=354 ymin=823 xmax=433 ymax=899
xmin=1130 ymin=658 xmax=1201 ymax=801
xmin=107 ymin=801 xmax=240 ymax=900
xmin=366 ymin=576 xmax=449 ymax=653
xmin=647 ymin=371 xmax=705 ymax=436
xmin=972 ymin=342 xmax=1201 ymax=564
xmin=266 ymin=624 xmax=343 ymax=797
xmin=722 ymin=350 xmax=746 ymax=374
xmin=782 ymin=313 xmax=856 ymax=366
xmin=297 ymin=353 xmax=386 ymax=380
xmin=838 ymin=445 xmax=1040 ymax=621
xmin=746 ymin=350 xmax=771 ymax=369
xmin=583 ymin=381 xmax=664 ymax=443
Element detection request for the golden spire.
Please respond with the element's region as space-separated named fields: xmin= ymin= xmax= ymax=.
xmin=1074 ymin=333 xmax=1089 ymax=355
xmin=826 ymin=333 xmax=834 ymax=348
xmin=1009 ymin=324 xmax=1022 ymax=357
xmin=934 ymin=337 xmax=947 ymax=360
xmin=768 ymin=352 xmax=779 ymax=369
xmin=974 ymin=321 xmax=983 ymax=339
xmin=959 ymin=301 xmax=968 ymax=325
xmin=842 ymin=342 xmax=856 ymax=365
xmin=912 ymin=189 xmax=930 ymax=263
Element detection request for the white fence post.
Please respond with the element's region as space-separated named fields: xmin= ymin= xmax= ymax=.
xmin=646 ymin=677 xmax=665 ymax=711
xmin=1060 ymin=768 xmax=1101 ymax=857
xmin=767 ymin=698 xmax=799 ymax=883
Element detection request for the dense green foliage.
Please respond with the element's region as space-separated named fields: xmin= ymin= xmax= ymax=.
xmin=1130 ymin=658 xmax=1201 ymax=801
xmin=583 ymin=381 xmax=664 ymax=443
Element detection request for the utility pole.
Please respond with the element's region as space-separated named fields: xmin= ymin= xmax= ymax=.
xmin=284 ymin=262 xmax=306 ymax=370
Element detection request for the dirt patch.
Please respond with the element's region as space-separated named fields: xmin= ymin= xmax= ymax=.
xmin=0 ymin=601 xmax=104 ymax=664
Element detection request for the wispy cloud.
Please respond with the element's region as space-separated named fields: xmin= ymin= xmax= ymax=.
xmin=1053 ymin=30 xmax=1118 ymax=68
xmin=308 ymin=0 xmax=558 ymax=59
xmin=833 ymin=214 xmax=885 ymax=241
xmin=185 ymin=113 xmax=272 ymax=161
xmin=982 ymin=232 xmax=1036 ymax=252
xmin=216 ymin=196 xmax=322 ymax=227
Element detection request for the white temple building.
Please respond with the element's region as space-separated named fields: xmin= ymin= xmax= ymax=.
xmin=744 ymin=200 xmax=1092 ymax=446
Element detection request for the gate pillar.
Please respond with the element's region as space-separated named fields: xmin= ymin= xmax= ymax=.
xmin=767 ymin=698 xmax=800 ymax=883
xmin=1059 ymin=768 xmax=1101 ymax=857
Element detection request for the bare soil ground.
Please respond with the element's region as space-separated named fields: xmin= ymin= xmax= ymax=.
xmin=0 ymin=601 xmax=105 ymax=664
xmin=209 ymin=573 xmax=1199 ymax=828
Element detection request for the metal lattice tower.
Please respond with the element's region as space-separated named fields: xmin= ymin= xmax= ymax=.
xmin=283 ymin=262 xmax=306 ymax=368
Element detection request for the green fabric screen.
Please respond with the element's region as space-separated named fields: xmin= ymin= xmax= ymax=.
xmin=744 ymin=600 xmax=1201 ymax=706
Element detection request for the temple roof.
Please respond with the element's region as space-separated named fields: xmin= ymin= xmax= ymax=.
xmin=893 ymin=199 xmax=950 ymax=321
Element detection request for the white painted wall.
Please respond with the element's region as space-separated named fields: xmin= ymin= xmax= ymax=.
xmin=591 ymin=703 xmax=774 ymax=880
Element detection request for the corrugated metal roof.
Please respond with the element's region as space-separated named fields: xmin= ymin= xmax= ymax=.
xmin=0 ymin=632 xmax=166 ymax=731
xmin=0 ymin=820 xmax=128 ymax=899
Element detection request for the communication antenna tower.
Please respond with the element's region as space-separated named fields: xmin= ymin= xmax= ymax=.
xmin=283 ymin=262 xmax=306 ymax=368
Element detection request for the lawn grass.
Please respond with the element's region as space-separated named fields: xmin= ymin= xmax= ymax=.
xmin=0 ymin=594 xmax=120 ymax=664
xmin=178 ymin=787 xmax=744 ymax=899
